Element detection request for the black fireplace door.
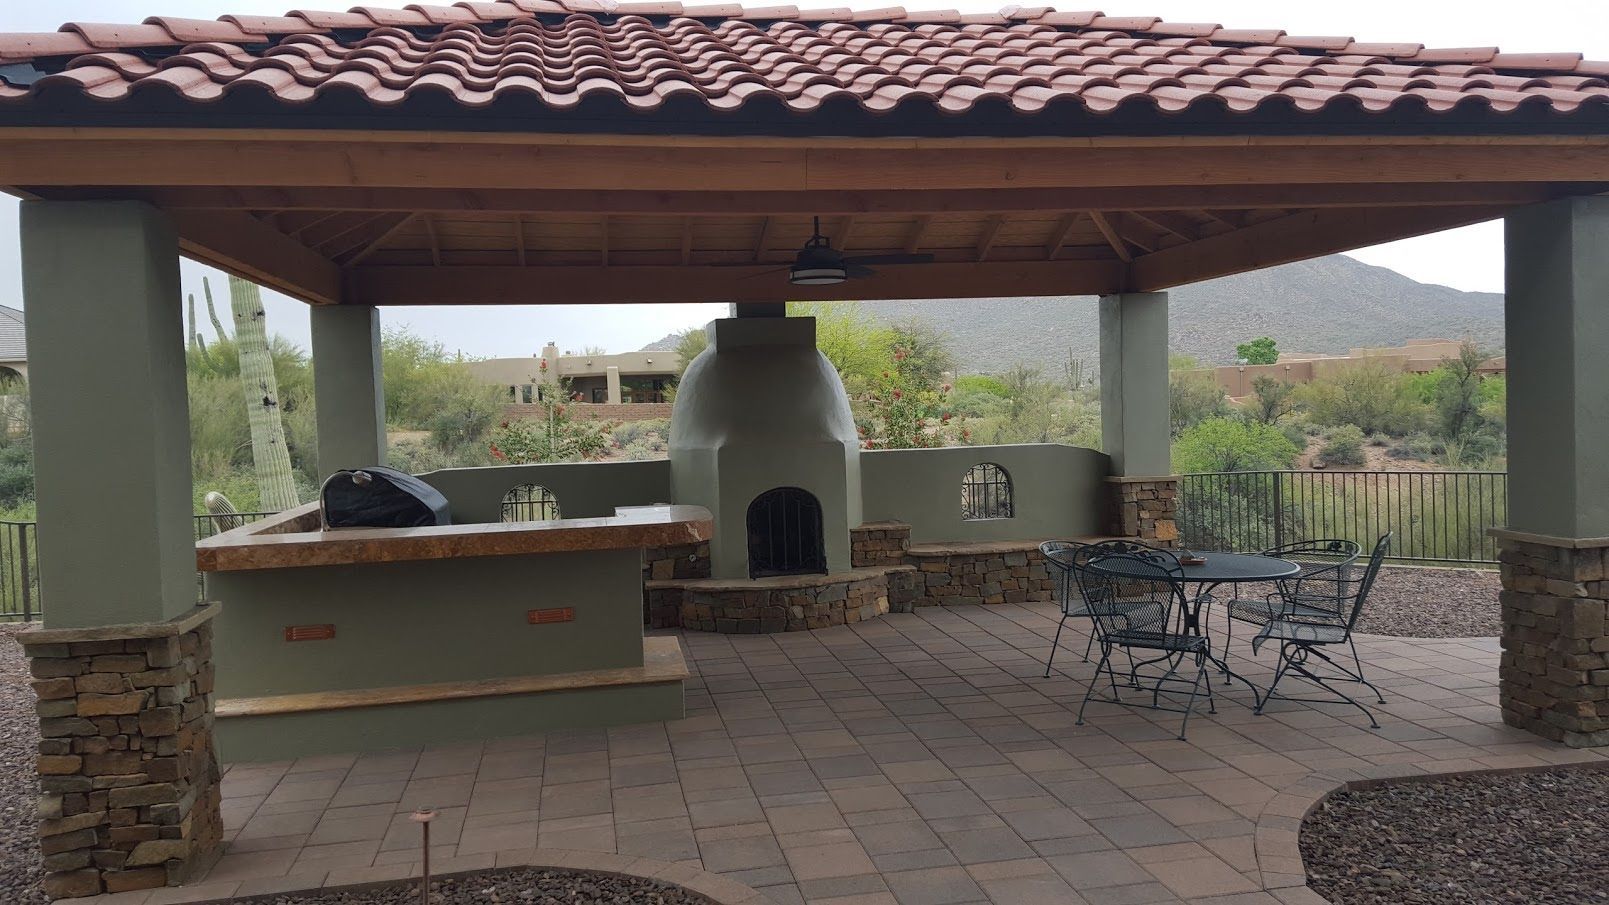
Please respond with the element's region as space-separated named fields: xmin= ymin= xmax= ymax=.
xmin=747 ymin=487 xmax=828 ymax=578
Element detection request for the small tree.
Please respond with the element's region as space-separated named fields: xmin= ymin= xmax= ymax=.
xmin=1433 ymin=341 xmax=1489 ymax=443
xmin=1248 ymin=375 xmax=1298 ymax=425
xmin=672 ymin=327 xmax=709 ymax=379
xmin=1235 ymin=336 xmax=1279 ymax=365
xmin=1318 ymin=425 xmax=1367 ymax=466
xmin=1170 ymin=370 xmax=1228 ymax=436
xmin=860 ymin=343 xmax=953 ymax=450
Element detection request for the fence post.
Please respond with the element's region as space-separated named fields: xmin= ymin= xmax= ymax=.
xmin=18 ymin=523 xmax=32 ymax=622
xmin=1271 ymin=473 xmax=1286 ymax=550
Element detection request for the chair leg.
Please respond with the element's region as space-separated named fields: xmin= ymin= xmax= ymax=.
xmin=1221 ymin=616 xmax=1236 ymax=685
xmin=1348 ymin=637 xmax=1386 ymax=704
xmin=1177 ymin=652 xmax=1210 ymax=740
xmin=1081 ymin=620 xmax=1097 ymax=662
xmin=1254 ymin=642 xmax=1296 ymax=716
xmin=1076 ymin=645 xmax=1114 ymax=727
xmin=1044 ymin=615 xmax=1067 ymax=678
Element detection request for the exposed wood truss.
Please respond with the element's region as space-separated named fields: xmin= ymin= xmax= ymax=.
xmin=7 ymin=131 xmax=1606 ymax=306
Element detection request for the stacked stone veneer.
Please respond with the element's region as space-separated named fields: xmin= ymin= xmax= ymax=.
xmin=21 ymin=613 xmax=222 ymax=899
xmin=660 ymin=569 xmax=913 ymax=633
xmin=643 ymin=542 xmax=711 ymax=628
xmin=850 ymin=522 xmax=911 ymax=568
xmin=1108 ymin=477 xmax=1180 ymax=545
xmin=1498 ymin=536 xmax=1609 ymax=747
xmin=908 ymin=546 xmax=1055 ymax=606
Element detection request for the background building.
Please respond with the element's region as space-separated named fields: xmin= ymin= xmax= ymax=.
xmin=1202 ymin=338 xmax=1505 ymax=398
xmin=462 ymin=342 xmax=679 ymax=420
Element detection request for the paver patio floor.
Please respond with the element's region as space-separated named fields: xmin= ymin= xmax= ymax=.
xmin=156 ymin=603 xmax=1605 ymax=904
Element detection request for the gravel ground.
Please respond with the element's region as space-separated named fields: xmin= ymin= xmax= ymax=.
xmin=251 ymin=868 xmax=710 ymax=904
xmin=1353 ymin=565 xmax=1501 ymax=638
xmin=0 ymin=624 xmax=47 ymax=905
xmin=1301 ymin=767 xmax=1609 ymax=905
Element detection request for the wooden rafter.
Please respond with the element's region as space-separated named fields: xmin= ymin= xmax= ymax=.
xmin=280 ymin=210 xmax=343 ymax=238
xmin=170 ymin=210 xmax=341 ymax=305
xmin=1126 ymin=210 xmax=1199 ymax=243
xmin=513 ymin=215 xmax=526 ymax=266
xmin=305 ymin=211 xmax=391 ymax=254
xmin=423 ymin=215 xmax=441 ymax=267
xmin=1044 ymin=213 xmax=1082 ymax=260
xmin=1087 ymin=212 xmax=1132 ymax=263
xmin=903 ymin=216 xmax=932 ymax=254
xmin=600 ymin=215 xmax=610 ymax=267
xmin=680 ymin=218 xmax=693 ymax=265
xmin=975 ymin=215 xmax=1006 ymax=261
xmin=752 ymin=216 xmax=773 ymax=262
xmin=833 ymin=215 xmax=857 ymax=251
xmin=324 ymin=213 xmax=407 ymax=260
xmin=343 ymin=213 xmax=417 ymax=267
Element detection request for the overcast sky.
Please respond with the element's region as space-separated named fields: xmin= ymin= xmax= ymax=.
xmin=3 ymin=0 xmax=1606 ymax=356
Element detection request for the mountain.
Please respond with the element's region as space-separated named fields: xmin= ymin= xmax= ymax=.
xmin=642 ymin=254 xmax=1504 ymax=372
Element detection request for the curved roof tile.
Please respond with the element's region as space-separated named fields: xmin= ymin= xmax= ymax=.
xmin=1 ymin=3 xmax=1606 ymax=129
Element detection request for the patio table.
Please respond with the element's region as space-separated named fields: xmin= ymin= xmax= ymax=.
xmin=1085 ymin=551 xmax=1299 ymax=705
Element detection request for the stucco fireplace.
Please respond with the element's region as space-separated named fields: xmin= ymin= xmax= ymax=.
xmin=669 ymin=316 xmax=862 ymax=580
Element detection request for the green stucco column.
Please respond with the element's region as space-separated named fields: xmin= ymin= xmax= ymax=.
xmin=1504 ymin=197 xmax=1609 ymax=540
xmin=21 ymin=201 xmax=194 ymax=628
xmin=1099 ymin=292 xmax=1171 ymax=477
xmin=310 ymin=305 xmax=386 ymax=476
xmin=1498 ymin=196 xmax=1609 ymax=747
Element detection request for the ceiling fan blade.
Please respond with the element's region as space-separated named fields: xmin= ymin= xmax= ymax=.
xmin=739 ymin=266 xmax=793 ymax=280
xmin=842 ymin=253 xmax=936 ymax=266
xmin=845 ymin=263 xmax=877 ymax=279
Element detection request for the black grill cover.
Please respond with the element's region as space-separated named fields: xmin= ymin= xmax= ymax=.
xmin=319 ymin=466 xmax=452 ymax=529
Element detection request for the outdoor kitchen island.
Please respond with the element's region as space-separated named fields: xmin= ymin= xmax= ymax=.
xmin=196 ymin=504 xmax=712 ymax=761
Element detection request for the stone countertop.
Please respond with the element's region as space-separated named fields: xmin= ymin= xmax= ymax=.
xmin=196 ymin=503 xmax=714 ymax=573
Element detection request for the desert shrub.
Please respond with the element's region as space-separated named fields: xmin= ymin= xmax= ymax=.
xmin=1296 ymin=363 xmax=1427 ymax=437
xmin=611 ymin=419 xmax=670 ymax=446
xmin=1170 ymin=370 xmax=1228 ymax=436
xmin=1173 ymin=417 xmax=1300 ymax=473
xmin=1318 ymin=425 xmax=1367 ymax=466
xmin=954 ymin=375 xmax=1011 ymax=398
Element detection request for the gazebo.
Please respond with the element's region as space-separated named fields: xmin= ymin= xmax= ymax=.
xmin=3 ymin=2 xmax=1608 ymax=899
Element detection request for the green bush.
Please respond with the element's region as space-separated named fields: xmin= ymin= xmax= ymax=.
xmin=611 ymin=419 xmax=670 ymax=446
xmin=953 ymin=374 xmax=1011 ymax=398
xmin=1318 ymin=425 xmax=1367 ymax=466
xmin=1173 ymin=417 xmax=1301 ymax=473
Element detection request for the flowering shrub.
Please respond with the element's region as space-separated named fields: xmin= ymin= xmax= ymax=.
xmin=488 ymin=394 xmax=613 ymax=464
xmin=858 ymin=345 xmax=961 ymax=450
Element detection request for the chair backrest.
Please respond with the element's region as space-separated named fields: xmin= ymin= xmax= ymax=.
xmin=1076 ymin=545 xmax=1185 ymax=638
xmin=1039 ymin=540 xmax=1086 ymax=614
xmin=1344 ymin=532 xmax=1393 ymax=629
xmin=1263 ymin=539 xmax=1362 ymax=608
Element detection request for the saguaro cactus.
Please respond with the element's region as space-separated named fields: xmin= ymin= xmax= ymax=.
xmin=227 ymin=275 xmax=300 ymax=511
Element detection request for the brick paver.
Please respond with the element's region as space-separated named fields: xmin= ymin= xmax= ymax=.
xmin=172 ymin=604 xmax=1609 ymax=903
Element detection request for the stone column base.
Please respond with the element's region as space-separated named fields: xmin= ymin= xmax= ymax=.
xmin=18 ymin=605 xmax=224 ymax=899
xmin=1495 ymin=531 xmax=1609 ymax=747
xmin=1106 ymin=476 xmax=1179 ymax=546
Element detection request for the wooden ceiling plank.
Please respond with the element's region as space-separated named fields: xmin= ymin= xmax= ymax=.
xmin=1087 ymin=212 xmax=1133 ymax=263
xmin=680 ymin=218 xmax=693 ymax=265
xmin=600 ymin=215 xmax=610 ymax=267
xmin=514 ymin=215 xmax=527 ymax=266
xmin=833 ymin=215 xmax=857 ymax=252
xmin=1126 ymin=210 xmax=1199 ymax=242
xmin=346 ymin=259 xmax=1127 ymax=306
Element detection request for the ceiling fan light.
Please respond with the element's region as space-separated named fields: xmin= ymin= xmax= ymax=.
xmin=789 ymin=266 xmax=846 ymax=285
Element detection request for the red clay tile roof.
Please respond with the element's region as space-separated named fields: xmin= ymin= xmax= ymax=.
xmin=2 ymin=3 xmax=1608 ymax=135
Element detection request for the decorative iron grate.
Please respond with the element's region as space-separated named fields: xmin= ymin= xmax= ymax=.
xmin=962 ymin=463 xmax=1014 ymax=520
xmin=501 ymin=484 xmax=561 ymax=522
xmin=747 ymin=487 xmax=827 ymax=578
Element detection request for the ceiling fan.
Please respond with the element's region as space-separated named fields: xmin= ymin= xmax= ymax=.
xmin=739 ymin=217 xmax=936 ymax=285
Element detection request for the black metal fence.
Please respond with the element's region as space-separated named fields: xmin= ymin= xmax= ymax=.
xmin=0 ymin=512 xmax=280 ymax=622
xmin=1178 ymin=470 xmax=1506 ymax=565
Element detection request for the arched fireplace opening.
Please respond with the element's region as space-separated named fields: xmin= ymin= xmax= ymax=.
xmin=747 ymin=487 xmax=827 ymax=578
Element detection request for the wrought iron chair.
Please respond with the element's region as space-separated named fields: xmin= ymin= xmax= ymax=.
xmin=1041 ymin=539 xmax=1174 ymax=675
xmin=1252 ymin=533 xmax=1393 ymax=728
xmin=1220 ymin=539 xmax=1363 ymax=681
xmin=1073 ymin=544 xmax=1216 ymax=740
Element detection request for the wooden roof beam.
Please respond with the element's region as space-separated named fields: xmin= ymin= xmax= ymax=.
xmin=975 ymin=215 xmax=1006 ymax=261
xmin=170 ymin=209 xmax=342 ymax=305
xmin=346 ymin=259 xmax=1127 ymax=306
xmin=903 ymin=216 xmax=931 ymax=253
xmin=343 ymin=213 xmax=416 ymax=266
